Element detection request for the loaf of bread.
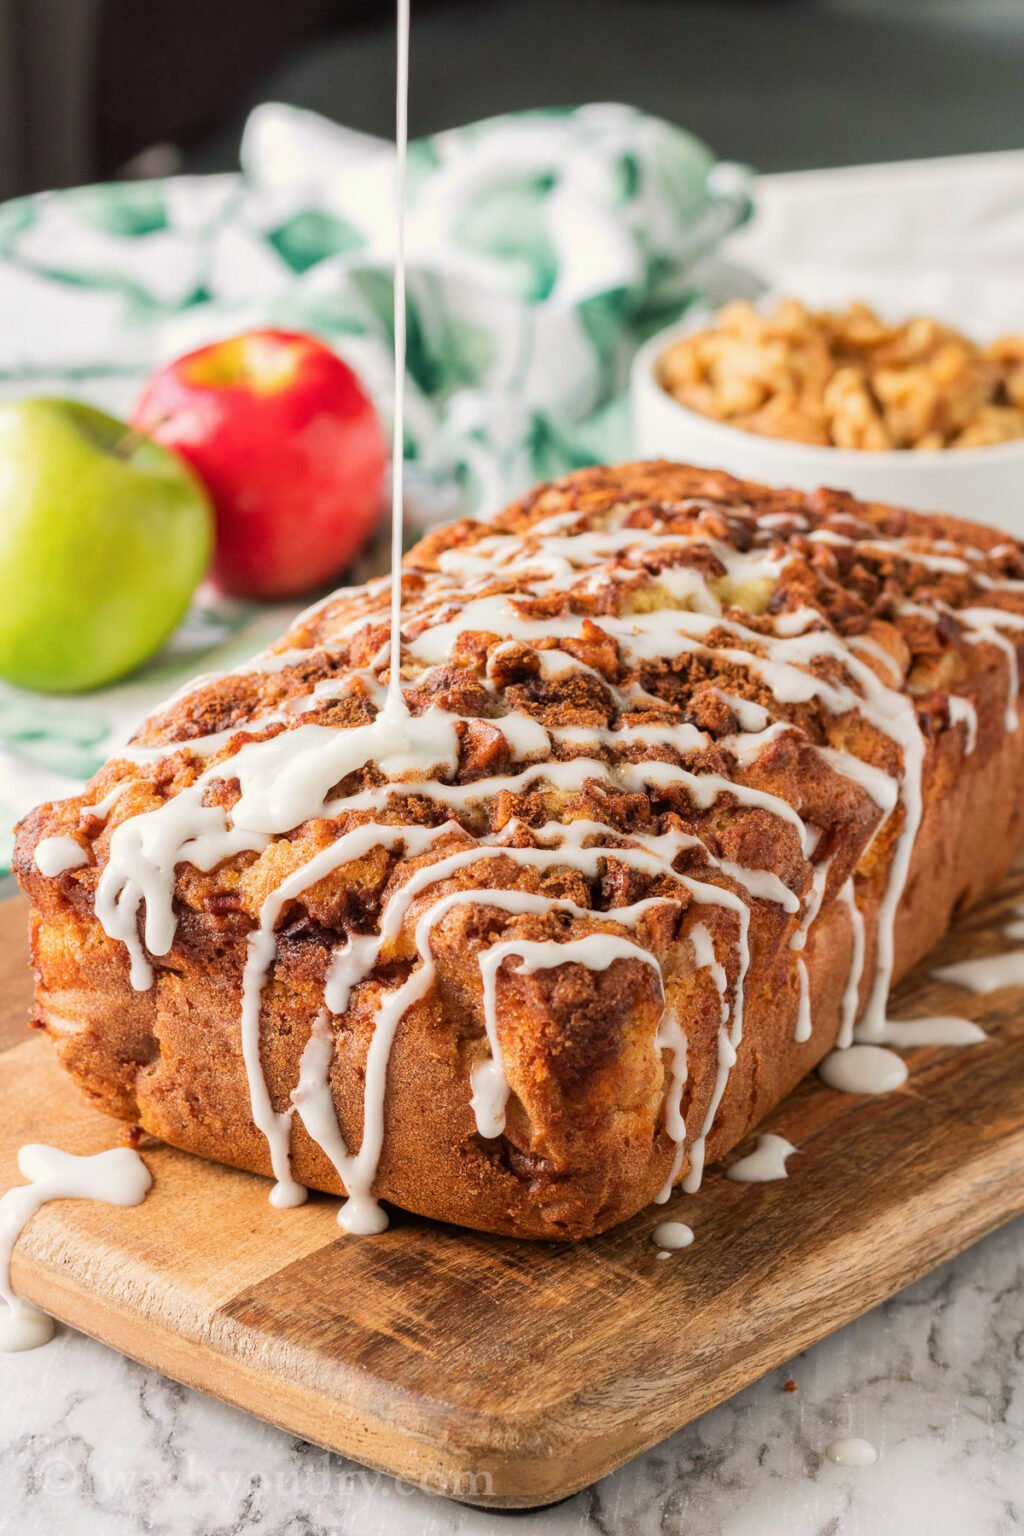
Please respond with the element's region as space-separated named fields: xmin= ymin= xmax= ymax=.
xmin=15 ymin=462 xmax=1024 ymax=1239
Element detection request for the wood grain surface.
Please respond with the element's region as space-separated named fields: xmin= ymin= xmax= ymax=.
xmin=1 ymin=881 xmax=1022 ymax=1508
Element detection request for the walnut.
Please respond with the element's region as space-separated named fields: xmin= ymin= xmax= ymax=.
xmin=657 ymin=300 xmax=1024 ymax=453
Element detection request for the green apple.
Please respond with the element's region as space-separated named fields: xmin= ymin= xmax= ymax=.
xmin=0 ymin=399 xmax=213 ymax=692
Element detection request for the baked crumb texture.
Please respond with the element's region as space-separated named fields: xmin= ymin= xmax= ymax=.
xmin=15 ymin=462 xmax=1024 ymax=1238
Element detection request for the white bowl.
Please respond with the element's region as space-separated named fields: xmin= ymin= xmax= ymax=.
xmin=631 ymin=319 xmax=1024 ymax=533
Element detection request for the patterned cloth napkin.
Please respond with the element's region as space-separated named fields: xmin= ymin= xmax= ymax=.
xmin=0 ymin=102 xmax=751 ymax=873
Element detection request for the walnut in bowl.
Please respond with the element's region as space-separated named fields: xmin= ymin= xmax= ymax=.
xmin=656 ymin=299 xmax=1024 ymax=452
xmin=632 ymin=299 xmax=1024 ymax=528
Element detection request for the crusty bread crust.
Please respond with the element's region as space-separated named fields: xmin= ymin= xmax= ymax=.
xmin=15 ymin=463 xmax=1024 ymax=1238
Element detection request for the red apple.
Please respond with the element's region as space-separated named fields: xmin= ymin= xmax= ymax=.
xmin=133 ymin=330 xmax=387 ymax=598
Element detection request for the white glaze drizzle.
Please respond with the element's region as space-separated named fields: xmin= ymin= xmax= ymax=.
xmin=474 ymin=934 xmax=664 ymax=1136
xmin=241 ymin=820 xmax=452 ymax=1210
xmin=682 ymin=1026 xmax=738 ymax=1194
xmin=403 ymin=586 xmax=934 ymax=1038
xmin=713 ymin=690 xmax=769 ymax=732
xmin=387 ymin=0 xmax=411 ymax=718
xmin=837 ymin=878 xmax=866 ymax=1049
xmin=816 ymin=749 xmax=898 ymax=814
xmin=33 ymin=835 xmax=88 ymax=877
xmin=1 ymin=1145 xmax=151 ymax=1352
xmin=793 ymin=959 xmax=813 ymax=1044
xmin=654 ymin=1006 xmax=690 ymax=1198
xmin=948 ymin=695 xmax=978 ymax=754
xmin=790 ymin=860 xmax=829 ymax=1043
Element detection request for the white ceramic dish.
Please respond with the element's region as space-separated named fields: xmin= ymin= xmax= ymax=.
xmin=631 ymin=318 xmax=1024 ymax=532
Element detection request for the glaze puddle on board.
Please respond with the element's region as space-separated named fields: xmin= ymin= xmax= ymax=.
xmin=818 ymin=1045 xmax=908 ymax=1096
xmin=856 ymin=1015 xmax=986 ymax=1048
xmin=725 ymin=1133 xmax=798 ymax=1182
xmin=0 ymin=1145 xmax=151 ymax=1352
xmin=932 ymin=950 xmax=1024 ymax=994
xmin=651 ymin=1221 xmax=694 ymax=1252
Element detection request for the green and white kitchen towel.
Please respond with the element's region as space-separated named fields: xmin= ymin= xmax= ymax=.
xmin=0 ymin=102 xmax=751 ymax=873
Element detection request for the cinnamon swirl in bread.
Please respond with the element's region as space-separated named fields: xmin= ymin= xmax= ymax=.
xmin=15 ymin=462 xmax=1024 ymax=1238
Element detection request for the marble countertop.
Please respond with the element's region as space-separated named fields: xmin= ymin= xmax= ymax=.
xmin=3 ymin=1217 xmax=1020 ymax=1536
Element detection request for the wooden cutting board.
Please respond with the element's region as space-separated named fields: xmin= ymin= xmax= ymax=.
xmin=2 ymin=881 xmax=1023 ymax=1510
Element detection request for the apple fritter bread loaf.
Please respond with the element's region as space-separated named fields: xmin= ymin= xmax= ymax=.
xmin=15 ymin=462 xmax=1024 ymax=1239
